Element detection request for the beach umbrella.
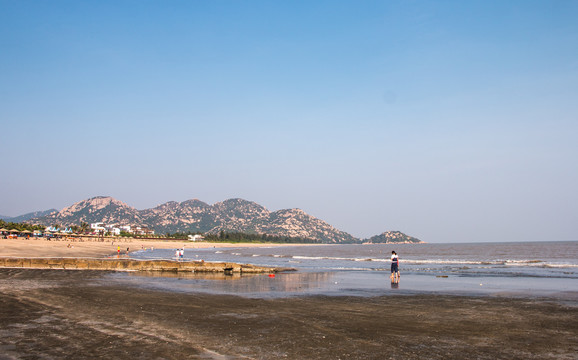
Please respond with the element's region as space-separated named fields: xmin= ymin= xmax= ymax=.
xmin=0 ymin=228 xmax=9 ymax=232
xmin=20 ymin=230 xmax=32 ymax=233
xmin=9 ymin=229 xmax=20 ymax=233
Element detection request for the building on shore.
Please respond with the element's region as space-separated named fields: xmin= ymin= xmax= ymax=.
xmin=90 ymin=223 xmax=154 ymax=236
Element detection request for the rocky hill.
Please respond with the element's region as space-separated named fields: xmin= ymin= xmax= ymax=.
xmin=1 ymin=209 xmax=58 ymax=223
xmin=38 ymin=197 xmax=143 ymax=226
xmin=139 ymin=199 xmax=217 ymax=232
xmin=365 ymin=231 xmax=422 ymax=244
xmin=28 ymin=196 xmax=421 ymax=244
xmin=30 ymin=196 xmax=357 ymax=243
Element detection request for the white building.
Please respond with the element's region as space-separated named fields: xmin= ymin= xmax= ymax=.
xmin=188 ymin=234 xmax=204 ymax=242
xmin=105 ymin=225 xmax=121 ymax=236
xmin=90 ymin=222 xmax=106 ymax=232
xmin=89 ymin=222 xmax=153 ymax=236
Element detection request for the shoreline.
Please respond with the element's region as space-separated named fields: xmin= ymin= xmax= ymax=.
xmin=0 ymin=236 xmax=311 ymax=259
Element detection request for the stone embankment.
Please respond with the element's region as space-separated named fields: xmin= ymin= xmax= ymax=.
xmin=0 ymin=257 xmax=293 ymax=274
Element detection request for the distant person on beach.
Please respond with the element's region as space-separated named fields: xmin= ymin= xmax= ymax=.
xmin=391 ymin=251 xmax=400 ymax=283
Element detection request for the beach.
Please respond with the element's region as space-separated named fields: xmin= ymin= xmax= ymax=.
xmin=0 ymin=237 xmax=290 ymax=258
xmin=1 ymin=238 xmax=577 ymax=359
xmin=0 ymin=268 xmax=576 ymax=359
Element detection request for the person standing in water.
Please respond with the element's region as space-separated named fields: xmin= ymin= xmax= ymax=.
xmin=390 ymin=251 xmax=400 ymax=283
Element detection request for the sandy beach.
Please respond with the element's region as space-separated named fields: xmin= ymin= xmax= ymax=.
xmin=1 ymin=238 xmax=577 ymax=359
xmin=0 ymin=236 xmax=291 ymax=258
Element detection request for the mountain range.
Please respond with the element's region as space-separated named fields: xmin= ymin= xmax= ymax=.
xmin=24 ymin=196 xmax=422 ymax=244
xmin=1 ymin=209 xmax=58 ymax=223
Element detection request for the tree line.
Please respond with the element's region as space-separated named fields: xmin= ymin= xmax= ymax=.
xmin=166 ymin=231 xmax=323 ymax=244
xmin=0 ymin=219 xmax=44 ymax=232
xmin=0 ymin=220 xmax=90 ymax=234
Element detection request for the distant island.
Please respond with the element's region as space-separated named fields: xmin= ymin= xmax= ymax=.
xmin=364 ymin=231 xmax=422 ymax=244
xmin=15 ymin=196 xmax=423 ymax=244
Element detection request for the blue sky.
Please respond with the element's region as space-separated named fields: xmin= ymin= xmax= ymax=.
xmin=1 ymin=0 xmax=577 ymax=242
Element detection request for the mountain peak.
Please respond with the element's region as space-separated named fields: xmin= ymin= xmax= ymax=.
xmin=181 ymin=199 xmax=210 ymax=207
xmin=31 ymin=196 xmax=141 ymax=226
xmin=61 ymin=196 xmax=134 ymax=215
xmin=216 ymin=198 xmax=262 ymax=207
xmin=213 ymin=198 xmax=268 ymax=214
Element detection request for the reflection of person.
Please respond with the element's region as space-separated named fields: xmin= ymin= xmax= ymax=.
xmin=390 ymin=251 xmax=400 ymax=283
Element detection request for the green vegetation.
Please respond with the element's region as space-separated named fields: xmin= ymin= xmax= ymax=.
xmin=0 ymin=219 xmax=44 ymax=232
xmin=117 ymin=231 xmax=163 ymax=239
xmin=165 ymin=231 xmax=322 ymax=244
xmin=0 ymin=220 xmax=96 ymax=234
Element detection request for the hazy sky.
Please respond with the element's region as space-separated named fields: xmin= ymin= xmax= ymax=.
xmin=1 ymin=1 xmax=577 ymax=243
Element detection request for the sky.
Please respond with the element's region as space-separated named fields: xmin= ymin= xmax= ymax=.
xmin=1 ymin=0 xmax=577 ymax=243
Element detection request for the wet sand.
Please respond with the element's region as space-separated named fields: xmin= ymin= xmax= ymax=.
xmin=0 ymin=268 xmax=576 ymax=359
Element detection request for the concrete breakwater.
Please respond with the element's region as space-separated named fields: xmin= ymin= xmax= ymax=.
xmin=0 ymin=257 xmax=294 ymax=273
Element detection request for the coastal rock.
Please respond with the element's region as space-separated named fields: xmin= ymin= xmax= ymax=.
xmin=364 ymin=231 xmax=422 ymax=244
xmin=266 ymin=209 xmax=357 ymax=243
xmin=0 ymin=257 xmax=291 ymax=273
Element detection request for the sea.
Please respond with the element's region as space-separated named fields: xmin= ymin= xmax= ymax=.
xmin=116 ymin=241 xmax=578 ymax=300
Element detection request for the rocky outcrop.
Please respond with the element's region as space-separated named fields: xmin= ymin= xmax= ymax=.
xmin=140 ymin=199 xmax=218 ymax=232
xmin=265 ymin=209 xmax=357 ymax=243
xmin=365 ymin=231 xmax=422 ymax=244
xmin=38 ymin=197 xmax=142 ymax=226
xmin=0 ymin=257 xmax=292 ymax=273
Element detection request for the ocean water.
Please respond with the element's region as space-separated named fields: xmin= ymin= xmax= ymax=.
xmin=120 ymin=241 xmax=578 ymax=299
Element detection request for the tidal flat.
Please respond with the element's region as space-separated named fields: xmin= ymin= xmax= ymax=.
xmin=0 ymin=268 xmax=577 ymax=359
